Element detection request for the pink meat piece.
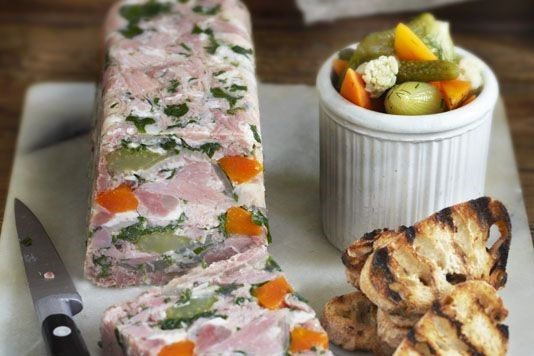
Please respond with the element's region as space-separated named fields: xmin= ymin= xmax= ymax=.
xmin=202 ymin=312 xmax=288 ymax=354
xmin=137 ymin=161 xmax=229 ymax=206
xmin=135 ymin=190 xmax=179 ymax=217
xmin=195 ymin=324 xmax=233 ymax=352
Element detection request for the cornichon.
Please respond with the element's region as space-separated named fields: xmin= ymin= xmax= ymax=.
xmin=136 ymin=232 xmax=191 ymax=253
xmin=164 ymin=295 xmax=218 ymax=322
xmin=397 ymin=60 xmax=459 ymax=83
xmin=106 ymin=147 xmax=166 ymax=173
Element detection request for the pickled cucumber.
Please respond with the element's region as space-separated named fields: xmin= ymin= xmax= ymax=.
xmin=348 ymin=29 xmax=395 ymax=69
xmin=385 ymin=82 xmax=444 ymax=115
xmin=165 ymin=295 xmax=218 ymax=320
xmin=106 ymin=147 xmax=166 ymax=173
xmin=397 ymin=60 xmax=459 ymax=83
xmin=136 ymin=231 xmax=191 ymax=253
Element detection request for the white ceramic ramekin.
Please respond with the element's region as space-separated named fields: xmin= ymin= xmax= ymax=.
xmin=317 ymin=46 xmax=499 ymax=251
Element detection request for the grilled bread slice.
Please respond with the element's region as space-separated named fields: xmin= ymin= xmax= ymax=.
xmin=351 ymin=197 xmax=511 ymax=315
xmin=376 ymin=309 xmax=412 ymax=355
xmin=321 ymin=291 xmax=378 ymax=351
xmin=394 ymin=281 xmax=508 ymax=356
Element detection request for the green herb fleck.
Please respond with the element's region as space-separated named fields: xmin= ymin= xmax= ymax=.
xmin=93 ymin=255 xmax=112 ymax=278
xmin=113 ymin=215 xmax=186 ymax=244
xmin=164 ymin=103 xmax=189 ymax=118
xmin=235 ymin=297 xmax=248 ymax=305
xmin=167 ymin=79 xmax=180 ymax=93
xmin=210 ymin=87 xmax=242 ymax=108
xmin=161 ymin=254 xmax=174 ymax=267
xmin=193 ymin=246 xmax=206 ymax=255
xmin=180 ymin=42 xmax=191 ymax=51
xmin=251 ymin=209 xmax=271 ymax=244
xmin=199 ymin=142 xmax=221 ymax=158
xmin=217 ymin=212 xmax=228 ymax=237
xmin=249 ymin=124 xmax=261 ymax=143
xmin=119 ymin=0 xmax=171 ymax=38
xmin=217 ymin=283 xmax=242 ymax=295
xmin=213 ymin=70 xmax=225 ymax=76
xmin=231 ymin=45 xmax=253 ymax=57
xmin=178 ymin=288 xmax=192 ymax=304
xmin=192 ymin=4 xmax=221 ymax=15
xmin=205 ymin=36 xmax=219 ymax=54
xmin=229 ymin=84 xmax=247 ymax=92
xmin=114 ymin=328 xmax=125 ymax=351
xmin=160 ymin=168 xmax=177 ymax=180
xmin=126 ymin=115 xmax=155 ymax=133
xmin=264 ymin=256 xmax=281 ymax=272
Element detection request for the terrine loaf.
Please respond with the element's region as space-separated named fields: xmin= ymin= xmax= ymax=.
xmin=101 ymin=247 xmax=332 ymax=355
xmin=85 ymin=0 xmax=269 ymax=287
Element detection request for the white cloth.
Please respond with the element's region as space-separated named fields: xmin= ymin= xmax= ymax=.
xmin=295 ymin=0 xmax=474 ymax=24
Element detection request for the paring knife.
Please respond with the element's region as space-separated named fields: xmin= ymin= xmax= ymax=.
xmin=14 ymin=199 xmax=89 ymax=356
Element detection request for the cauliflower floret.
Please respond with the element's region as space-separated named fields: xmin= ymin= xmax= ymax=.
xmin=458 ymin=57 xmax=483 ymax=90
xmin=356 ymin=56 xmax=399 ymax=98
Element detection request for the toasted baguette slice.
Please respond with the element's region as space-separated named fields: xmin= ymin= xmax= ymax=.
xmin=353 ymin=197 xmax=510 ymax=315
xmin=394 ymin=281 xmax=508 ymax=356
xmin=321 ymin=291 xmax=378 ymax=351
xmin=375 ymin=309 xmax=412 ymax=355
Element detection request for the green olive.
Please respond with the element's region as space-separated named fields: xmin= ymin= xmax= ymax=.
xmin=385 ymin=82 xmax=444 ymax=116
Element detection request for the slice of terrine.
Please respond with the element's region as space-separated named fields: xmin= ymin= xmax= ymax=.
xmin=85 ymin=0 xmax=269 ymax=286
xmin=101 ymin=247 xmax=332 ymax=355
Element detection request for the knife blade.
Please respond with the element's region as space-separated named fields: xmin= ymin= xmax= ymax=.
xmin=15 ymin=198 xmax=89 ymax=356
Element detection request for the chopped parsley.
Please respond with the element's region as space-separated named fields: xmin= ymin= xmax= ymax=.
xmin=249 ymin=124 xmax=262 ymax=143
xmin=180 ymin=42 xmax=191 ymax=52
xmin=164 ymin=103 xmax=189 ymax=118
xmin=20 ymin=237 xmax=32 ymax=247
xmin=119 ymin=0 xmax=171 ymax=38
xmin=160 ymin=168 xmax=177 ymax=179
xmin=167 ymin=79 xmax=180 ymax=93
xmin=229 ymin=84 xmax=247 ymax=92
xmin=210 ymin=87 xmax=242 ymax=108
xmin=93 ymin=255 xmax=112 ymax=278
xmin=264 ymin=256 xmax=282 ymax=272
xmin=192 ymin=4 xmax=221 ymax=15
xmin=216 ymin=283 xmax=242 ymax=295
xmin=217 ymin=212 xmax=228 ymax=236
xmin=231 ymin=45 xmax=253 ymax=57
xmin=160 ymin=311 xmax=221 ymax=330
xmin=199 ymin=142 xmax=221 ymax=158
xmin=113 ymin=215 xmax=187 ymax=244
xmin=193 ymin=246 xmax=207 ymax=255
xmin=251 ymin=209 xmax=272 ymax=244
xmin=178 ymin=289 xmax=192 ymax=304
xmin=235 ymin=297 xmax=248 ymax=305
xmin=205 ymin=36 xmax=219 ymax=54
xmin=126 ymin=115 xmax=155 ymax=133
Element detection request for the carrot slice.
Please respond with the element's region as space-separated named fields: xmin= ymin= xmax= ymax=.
xmin=394 ymin=23 xmax=437 ymax=61
xmin=218 ymin=156 xmax=263 ymax=184
xmin=96 ymin=184 xmax=138 ymax=213
xmin=158 ymin=340 xmax=195 ymax=356
xmin=225 ymin=206 xmax=263 ymax=236
xmin=254 ymin=276 xmax=293 ymax=310
xmin=332 ymin=59 xmax=348 ymax=77
xmin=440 ymin=79 xmax=472 ymax=110
xmin=340 ymin=68 xmax=372 ymax=109
xmin=290 ymin=327 xmax=329 ymax=352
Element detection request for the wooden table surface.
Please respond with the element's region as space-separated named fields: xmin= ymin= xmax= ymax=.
xmin=1 ymin=0 xmax=533 ymax=237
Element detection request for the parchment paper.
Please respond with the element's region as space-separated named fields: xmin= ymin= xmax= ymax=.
xmin=1 ymin=83 xmax=533 ymax=355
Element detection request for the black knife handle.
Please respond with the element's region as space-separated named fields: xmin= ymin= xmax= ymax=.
xmin=42 ymin=314 xmax=90 ymax=356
